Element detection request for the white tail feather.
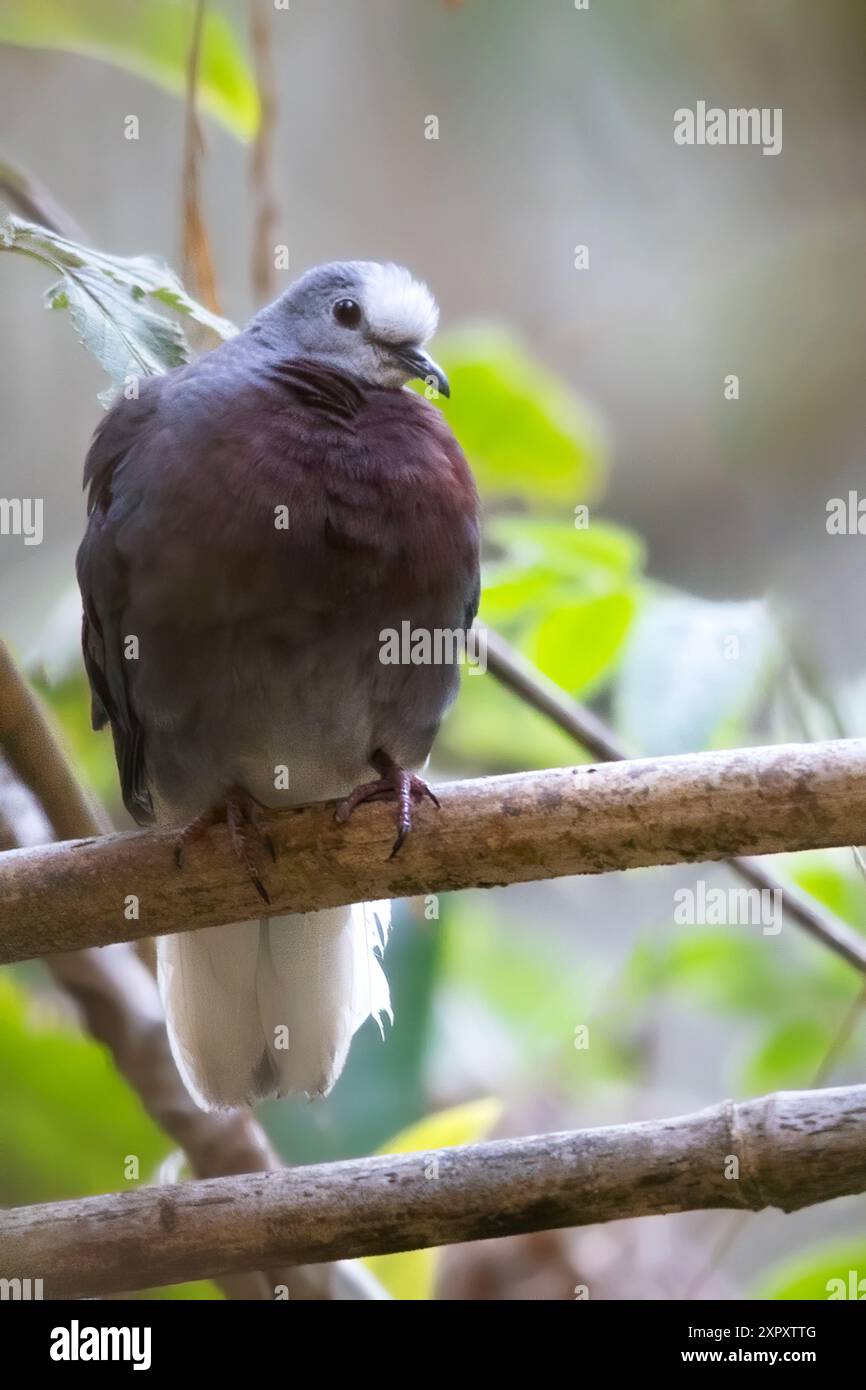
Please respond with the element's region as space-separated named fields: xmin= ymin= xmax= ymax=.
xmin=157 ymin=902 xmax=392 ymax=1110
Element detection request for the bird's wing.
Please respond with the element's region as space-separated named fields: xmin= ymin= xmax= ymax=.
xmin=76 ymin=379 xmax=167 ymax=823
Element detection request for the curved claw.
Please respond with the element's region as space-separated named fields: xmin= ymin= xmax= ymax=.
xmin=336 ymin=758 xmax=440 ymax=859
xmin=173 ymin=786 xmax=273 ymax=905
xmin=250 ymin=872 xmax=271 ymax=906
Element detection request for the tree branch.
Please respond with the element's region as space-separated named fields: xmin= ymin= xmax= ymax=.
xmin=4 ymin=1084 xmax=864 ymax=1298
xmin=0 ymin=642 xmax=112 ymax=841
xmin=484 ymin=627 xmax=866 ymax=974
xmin=180 ymin=0 xmax=221 ymax=313
xmin=3 ymin=739 xmax=866 ymax=968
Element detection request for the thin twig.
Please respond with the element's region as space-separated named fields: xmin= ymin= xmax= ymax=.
xmin=248 ymin=0 xmax=280 ymax=305
xmin=181 ymin=0 xmax=221 ymax=313
xmin=484 ymin=627 xmax=866 ymax=976
xmin=0 ymin=158 xmax=85 ymax=241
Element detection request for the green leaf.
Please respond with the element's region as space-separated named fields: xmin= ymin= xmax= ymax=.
xmin=0 ymin=216 xmax=236 ymax=389
xmin=742 ymin=1018 xmax=830 ymax=1094
xmin=615 ymin=593 xmax=781 ymax=755
xmin=479 ymin=518 xmax=644 ymax=696
xmin=528 ymin=590 xmax=637 ymax=695
xmin=432 ymin=326 xmax=608 ymax=506
xmin=0 ymin=0 xmax=259 ymax=140
xmin=376 ymin=1098 xmax=503 ymax=1157
xmin=362 ymin=1099 xmax=502 ymax=1300
xmin=754 ymin=1242 xmax=866 ymax=1300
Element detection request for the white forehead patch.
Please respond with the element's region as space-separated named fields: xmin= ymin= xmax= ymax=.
xmin=361 ymin=263 xmax=439 ymax=345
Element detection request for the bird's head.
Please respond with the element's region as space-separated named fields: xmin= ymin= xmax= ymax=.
xmin=253 ymin=260 xmax=450 ymax=397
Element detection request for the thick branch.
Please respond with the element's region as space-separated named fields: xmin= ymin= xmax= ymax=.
xmin=3 ymin=740 xmax=866 ymax=967
xmin=3 ymin=1084 xmax=864 ymax=1299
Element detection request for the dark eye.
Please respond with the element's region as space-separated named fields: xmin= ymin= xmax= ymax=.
xmin=333 ymin=297 xmax=362 ymax=329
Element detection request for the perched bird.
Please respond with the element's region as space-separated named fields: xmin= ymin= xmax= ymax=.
xmin=76 ymin=261 xmax=480 ymax=1109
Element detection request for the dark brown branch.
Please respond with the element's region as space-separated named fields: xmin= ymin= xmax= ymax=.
xmin=484 ymin=626 xmax=866 ymax=974
xmin=3 ymin=1084 xmax=864 ymax=1299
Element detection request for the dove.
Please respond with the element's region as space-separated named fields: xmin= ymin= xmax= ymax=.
xmin=76 ymin=261 xmax=480 ymax=1109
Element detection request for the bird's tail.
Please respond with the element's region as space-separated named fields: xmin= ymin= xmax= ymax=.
xmin=157 ymin=902 xmax=391 ymax=1110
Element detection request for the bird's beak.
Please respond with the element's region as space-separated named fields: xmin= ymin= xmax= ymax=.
xmin=393 ymin=346 xmax=450 ymax=398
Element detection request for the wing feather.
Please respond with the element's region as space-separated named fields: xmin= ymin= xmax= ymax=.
xmin=76 ymin=381 xmax=165 ymax=823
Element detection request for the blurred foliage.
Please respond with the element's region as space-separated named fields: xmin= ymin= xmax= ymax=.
xmin=0 ymin=972 xmax=225 ymax=1299
xmin=624 ymin=848 xmax=866 ymax=1096
xmin=0 ymin=972 xmax=170 ymax=1206
xmin=434 ymin=326 xmax=607 ymax=506
xmin=0 ymin=0 xmax=259 ymax=138
xmin=363 ymin=1098 xmax=502 ymax=1300
xmin=438 ymin=894 xmax=645 ymax=1103
xmin=754 ymin=1242 xmax=866 ymax=1301
xmin=615 ymin=593 xmax=782 ymax=755
xmin=438 ymin=671 xmax=584 ymax=774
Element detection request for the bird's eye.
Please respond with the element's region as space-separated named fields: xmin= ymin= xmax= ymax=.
xmin=333 ymin=297 xmax=362 ymax=329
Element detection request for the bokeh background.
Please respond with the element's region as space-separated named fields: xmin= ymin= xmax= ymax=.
xmin=1 ymin=0 xmax=866 ymax=1300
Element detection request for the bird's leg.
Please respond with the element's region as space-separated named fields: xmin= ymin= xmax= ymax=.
xmin=173 ymin=785 xmax=275 ymax=905
xmin=335 ymin=749 xmax=440 ymax=858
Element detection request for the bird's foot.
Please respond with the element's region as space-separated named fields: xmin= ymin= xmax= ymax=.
xmin=335 ymin=752 xmax=439 ymax=858
xmin=173 ymin=785 xmax=276 ymax=905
